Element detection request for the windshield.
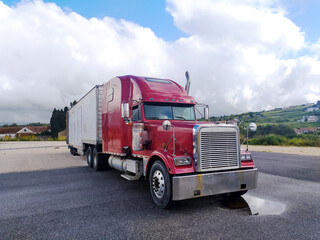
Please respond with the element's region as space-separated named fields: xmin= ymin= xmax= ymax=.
xmin=144 ymin=103 xmax=196 ymax=120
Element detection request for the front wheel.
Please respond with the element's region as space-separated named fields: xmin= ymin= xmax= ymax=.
xmin=149 ymin=160 xmax=172 ymax=209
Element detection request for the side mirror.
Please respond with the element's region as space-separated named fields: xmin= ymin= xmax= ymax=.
xmin=204 ymin=106 xmax=209 ymax=121
xmin=249 ymin=122 xmax=257 ymax=132
xmin=245 ymin=122 xmax=257 ymax=151
xmin=121 ymin=102 xmax=130 ymax=118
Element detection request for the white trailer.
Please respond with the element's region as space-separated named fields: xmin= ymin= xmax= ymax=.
xmin=67 ymin=85 xmax=103 ymax=156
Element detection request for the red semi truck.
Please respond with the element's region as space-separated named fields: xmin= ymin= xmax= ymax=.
xmin=67 ymin=74 xmax=258 ymax=208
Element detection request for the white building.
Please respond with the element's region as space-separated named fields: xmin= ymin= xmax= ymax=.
xmin=306 ymin=107 xmax=319 ymax=112
xmin=307 ymin=116 xmax=319 ymax=122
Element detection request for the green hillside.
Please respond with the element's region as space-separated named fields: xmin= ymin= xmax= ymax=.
xmin=212 ymin=101 xmax=320 ymax=146
xmin=214 ymin=101 xmax=320 ymax=128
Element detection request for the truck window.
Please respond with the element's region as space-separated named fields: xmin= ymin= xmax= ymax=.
xmin=144 ymin=103 xmax=195 ymax=120
xmin=173 ymin=105 xmax=195 ymax=120
xmin=107 ymin=88 xmax=114 ymax=102
xmin=132 ymin=106 xmax=141 ymax=121
xmin=145 ymin=78 xmax=172 ymax=84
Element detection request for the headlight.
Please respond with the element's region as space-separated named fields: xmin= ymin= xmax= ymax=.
xmin=240 ymin=153 xmax=252 ymax=161
xmin=174 ymin=156 xmax=192 ymax=166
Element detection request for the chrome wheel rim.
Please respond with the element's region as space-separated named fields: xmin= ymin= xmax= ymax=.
xmin=152 ymin=170 xmax=165 ymax=198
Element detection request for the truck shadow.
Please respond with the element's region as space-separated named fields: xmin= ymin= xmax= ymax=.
xmin=171 ymin=194 xmax=251 ymax=214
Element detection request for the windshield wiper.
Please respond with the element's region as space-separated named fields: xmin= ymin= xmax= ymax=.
xmin=148 ymin=117 xmax=160 ymax=120
xmin=174 ymin=116 xmax=186 ymax=120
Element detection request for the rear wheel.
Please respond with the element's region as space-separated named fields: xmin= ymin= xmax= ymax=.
xmin=87 ymin=147 xmax=93 ymax=168
xmin=93 ymin=148 xmax=104 ymax=171
xmin=149 ymin=160 xmax=172 ymax=208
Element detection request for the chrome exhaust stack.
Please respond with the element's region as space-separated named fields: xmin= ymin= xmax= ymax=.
xmin=185 ymin=71 xmax=191 ymax=95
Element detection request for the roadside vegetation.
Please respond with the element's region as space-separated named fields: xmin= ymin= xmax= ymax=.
xmin=248 ymin=134 xmax=320 ymax=147
xmin=218 ymin=101 xmax=320 ymax=147
xmin=239 ymin=123 xmax=320 ymax=147
xmin=0 ymin=102 xmax=78 ymax=142
xmin=0 ymin=135 xmax=66 ymax=142
xmin=0 ymin=106 xmax=69 ymax=142
xmin=214 ymin=101 xmax=320 ymax=124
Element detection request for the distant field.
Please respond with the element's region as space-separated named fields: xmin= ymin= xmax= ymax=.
xmin=219 ymin=103 xmax=320 ymax=129
xmin=255 ymin=122 xmax=319 ymax=128
xmin=241 ymin=145 xmax=320 ymax=156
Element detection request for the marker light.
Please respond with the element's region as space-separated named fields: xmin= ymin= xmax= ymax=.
xmin=240 ymin=153 xmax=252 ymax=161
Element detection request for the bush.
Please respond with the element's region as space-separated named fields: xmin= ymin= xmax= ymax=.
xmin=249 ymin=134 xmax=320 ymax=147
xmin=0 ymin=135 xmax=40 ymax=141
xmin=249 ymin=134 xmax=287 ymax=145
xmin=16 ymin=135 xmax=39 ymax=141
xmin=57 ymin=136 xmax=66 ymax=141
xmin=252 ymin=124 xmax=295 ymax=138
xmin=2 ymin=135 xmax=12 ymax=141
xmin=288 ymin=135 xmax=320 ymax=147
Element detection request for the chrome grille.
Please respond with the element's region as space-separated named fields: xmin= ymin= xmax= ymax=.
xmin=198 ymin=127 xmax=239 ymax=171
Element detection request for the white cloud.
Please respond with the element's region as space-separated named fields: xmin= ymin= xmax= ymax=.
xmin=0 ymin=0 xmax=319 ymax=123
xmin=166 ymin=0 xmax=304 ymax=53
xmin=0 ymin=0 xmax=169 ymax=122
xmin=166 ymin=0 xmax=319 ymax=115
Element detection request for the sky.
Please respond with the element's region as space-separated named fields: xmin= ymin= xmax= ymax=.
xmin=0 ymin=0 xmax=320 ymax=123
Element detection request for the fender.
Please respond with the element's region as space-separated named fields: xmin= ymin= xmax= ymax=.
xmin=145 ymin=150 xmax=195 ymax=179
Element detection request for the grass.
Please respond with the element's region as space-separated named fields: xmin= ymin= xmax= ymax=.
xmin=239 ymin=105 xmax=318 ymax=124
xmin=249 ymin=134 xmax=320 ymax=147
xmin=0 ymin=136 xmax=66 ymax=141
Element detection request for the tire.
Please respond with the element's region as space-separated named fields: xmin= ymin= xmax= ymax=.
xmin=87 ymin=146 xmax=93 ymax=168
xmin=70 ymin=147 xmax=78 ymax=156
xmin=70 ymin=147 xmax=75 ymax=156
xmin=149 ymin=160 xmax=172 ymax=209
xmin=93 ymin=148 xmax=104 ymax=171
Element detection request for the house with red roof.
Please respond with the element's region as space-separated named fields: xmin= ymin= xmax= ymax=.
xmin=0 ymin=126 xmax=50 ymax=139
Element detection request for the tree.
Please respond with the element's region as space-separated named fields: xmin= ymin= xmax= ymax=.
xmin=70 ymin=100 xmax=77 ymax=107
xmin=50 ymin=107 xmax=68 ymax=138
xmin=248 ymin=112 xmax=254 ymax=119
xmin=27 ymin=122 xmax=43 ymax=126
xmin=252 ymin=124 xmax=295 ymax=138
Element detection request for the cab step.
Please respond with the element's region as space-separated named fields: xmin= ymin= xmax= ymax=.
xmin=121 ymin=173 xmax=141 ymax=181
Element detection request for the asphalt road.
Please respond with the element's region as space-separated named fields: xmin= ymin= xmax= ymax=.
xmin=1 ymin=150 xmax=320 ymax=239
xmin=252 ymin=151 xmax=320 ymax=182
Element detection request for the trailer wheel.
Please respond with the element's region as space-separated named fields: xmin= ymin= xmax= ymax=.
xmin=93 ymin=148 xmax=104 ymax=171
xmin=149 ymin=160 xmax=172 ymax=208
xmin=70 ymin=147 xmax=76 ymax=156
xmin=87 ymin=147 xmax=93 ymax=168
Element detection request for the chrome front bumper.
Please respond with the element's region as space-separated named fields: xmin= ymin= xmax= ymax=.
xmin=172 ymin=168 xmax=258 ymax=201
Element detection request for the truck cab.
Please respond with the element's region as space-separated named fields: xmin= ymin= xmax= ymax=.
xmin=101 ymin=75 xmax=257 ymax=208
